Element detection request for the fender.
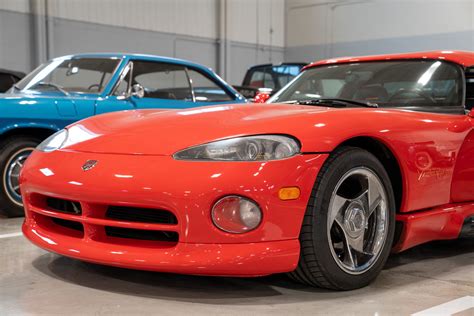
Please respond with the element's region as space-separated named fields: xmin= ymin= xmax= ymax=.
xmin=0 ymin=121 xmax=61 ymax=138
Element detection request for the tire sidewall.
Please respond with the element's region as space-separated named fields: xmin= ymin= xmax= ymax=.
xmin=312 ymin=148 xmax=396 ymax=289
xmin=0 ymin=137 xmax=40 ymax=217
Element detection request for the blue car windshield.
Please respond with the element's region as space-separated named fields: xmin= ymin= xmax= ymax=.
xmin=14 ymin=57 xmax=121 ymax=95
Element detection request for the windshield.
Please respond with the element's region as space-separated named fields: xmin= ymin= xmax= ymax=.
xmin=14 ymin=57 xmax=121 ymax=95
xmin=269 ymin=60 xmax=463 ymax=109
xmin=245 ymin=64 xmax=304 ymax=90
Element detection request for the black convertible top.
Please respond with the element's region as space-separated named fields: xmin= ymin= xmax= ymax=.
xmin=0 ymin=68 xmax=25 ymax=80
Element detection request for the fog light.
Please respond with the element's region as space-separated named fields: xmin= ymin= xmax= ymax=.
xmin=211 ymin=196 xmax=262 ymax=234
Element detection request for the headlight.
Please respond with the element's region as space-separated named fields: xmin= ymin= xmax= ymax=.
xmin=36 ymin=129 xmax=68 ymax=152
xmin=173 ymin=135 xmax=300 ymax=161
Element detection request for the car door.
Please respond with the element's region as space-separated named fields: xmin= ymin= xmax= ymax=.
xmin=96 ymin=59 xmax=238 ymax=114
xmin=40 ymin=57 xmax=115 ymax=119
xmin=450 ymin=66 xmax=474 ymax=202
xmin=186 ymin=68 xmax=235 ymax=105
xmin=95 ymin=62 xmax=136 ymax=114
xmin=126 ymin=60 xmax=197 ymax=109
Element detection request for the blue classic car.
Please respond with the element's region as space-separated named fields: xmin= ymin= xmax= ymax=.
xmin=0 ymin=53 xmax=245 ymax=217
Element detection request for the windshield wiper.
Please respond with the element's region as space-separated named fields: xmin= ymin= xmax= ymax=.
xmin=288 ymin=98 xmax=378 ymax=108
xmin=33 ymin=82 xmax=70 ymax=96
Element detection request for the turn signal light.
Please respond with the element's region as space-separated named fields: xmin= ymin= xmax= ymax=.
xmin=278 ymin=187 xmax=300 ymax=200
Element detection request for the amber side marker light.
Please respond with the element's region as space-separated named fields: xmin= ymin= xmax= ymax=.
xmin=278 ymin=187 xmax=301 ymax=200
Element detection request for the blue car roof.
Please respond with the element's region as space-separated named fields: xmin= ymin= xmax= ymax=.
xmin=53 ymin=53 xmax=214 ymax=71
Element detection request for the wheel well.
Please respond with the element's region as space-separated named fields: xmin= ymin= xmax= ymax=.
xmin=336 ymin=137 xmax=403 ymax=213
xmin=0 ymin=128 xmax=57 ymax=143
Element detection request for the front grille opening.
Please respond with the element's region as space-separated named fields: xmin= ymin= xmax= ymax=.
xmin=49 ymin=217 xmax=84 ymax=238
xmin=52 ymin=218 xmax=84 ymax=232
xmin=46 ymin=197 xmax=82 ymax=215
xmin=106 ymin=206 xmax=177 ymax=224
xmin=105 ymin=226 xmax=178 ymax=242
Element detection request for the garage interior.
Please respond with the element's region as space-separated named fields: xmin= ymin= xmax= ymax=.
xmin=0 ymin=0 xmax=473 ymax=315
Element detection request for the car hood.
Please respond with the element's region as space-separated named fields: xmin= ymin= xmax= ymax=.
xmin=61 ymin=104 xmax=343 ymax=155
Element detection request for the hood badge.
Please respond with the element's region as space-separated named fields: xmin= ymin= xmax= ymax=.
xmin=82 ymin=160 xmax=98 ymax=171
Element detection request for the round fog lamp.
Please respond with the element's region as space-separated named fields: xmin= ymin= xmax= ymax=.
xmin=211 ymin=196 xmax=262 ymax=234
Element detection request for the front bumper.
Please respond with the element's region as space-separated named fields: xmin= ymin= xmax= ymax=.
xmin=21 ymin=150 xmax=327 ymax=276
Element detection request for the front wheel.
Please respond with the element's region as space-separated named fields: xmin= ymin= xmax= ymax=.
xmin=289 ymin=147 xmax=396 ymax=290
xmin=0 ymin=136 xmax=40 ymax=217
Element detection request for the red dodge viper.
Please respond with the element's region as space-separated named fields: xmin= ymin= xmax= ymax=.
xmin=21 ymin=51 xmax=474 ymax=290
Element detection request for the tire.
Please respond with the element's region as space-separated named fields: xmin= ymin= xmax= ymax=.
xmin=289 ymin=146 xmax=396 ymax=290
xmin=0 ymin=136 xmax=40 ymax=217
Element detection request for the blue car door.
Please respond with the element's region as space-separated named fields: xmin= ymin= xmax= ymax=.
xmin=127 ymin=60 xmax=201 ymax=110
xmin=95 ymin=62 xmax=136 ymax=115
xmin=95 ymin=60 xmax=239 ymax=114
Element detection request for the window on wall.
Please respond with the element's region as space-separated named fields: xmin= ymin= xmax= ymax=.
xmin=187 ymin=69 xmax=233 ymax=102
xmin=132 ymin=61 xmax=193 ymax=100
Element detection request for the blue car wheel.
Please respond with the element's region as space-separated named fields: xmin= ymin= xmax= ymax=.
xmin=0 ymin=136 xmax=39 ymax=217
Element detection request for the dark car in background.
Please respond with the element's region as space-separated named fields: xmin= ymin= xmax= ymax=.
xmin=0 ymin=69 xmax=25 ymax=92
xmin=234 ymin=62 xmax=306 ymax=100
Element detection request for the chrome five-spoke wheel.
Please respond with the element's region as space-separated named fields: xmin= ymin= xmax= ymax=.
xmin=328 ymin=167 xmax=388 ymax=274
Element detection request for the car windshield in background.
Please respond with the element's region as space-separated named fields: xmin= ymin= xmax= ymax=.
xmin=247 ymin=64 xmax=303 ymax=90
xmin=269 ymin=61 xmax=463 ymax=108
xmin=15 ymin=57 xmax=121 ymax=94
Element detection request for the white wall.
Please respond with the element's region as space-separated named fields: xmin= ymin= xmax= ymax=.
xmin=47 ymin=0 xmax=219 ymax=40
xmin=0 ymin=0 xmax=286 ymax=84
xmin=0 ymin=0 xmax=285 ymax=47
xmin=0 ymin=0 xmax=29 ymax=13
xmin=285 ymin=0 xmax=474 ymax=62
xmin=228 ymin=0 xmax=285 ymax=47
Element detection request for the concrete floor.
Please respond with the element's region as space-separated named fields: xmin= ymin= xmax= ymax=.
xmin=0 ymin=216 xmax=473 ymax=316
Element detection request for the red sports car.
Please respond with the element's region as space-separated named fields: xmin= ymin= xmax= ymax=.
xmin=21 ymin=51 xmax=474 ymax=290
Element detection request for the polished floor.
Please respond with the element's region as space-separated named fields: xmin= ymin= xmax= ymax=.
xmin=0 ymin=216 xmax=473 ymax=315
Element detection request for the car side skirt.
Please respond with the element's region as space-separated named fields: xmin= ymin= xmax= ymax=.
xmin=393 ymin=202 xmax=474 ymax=252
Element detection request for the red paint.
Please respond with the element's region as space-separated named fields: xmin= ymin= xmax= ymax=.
xmin=304 ymin=50 xmax=474 ymax=70
xmin=21 ymin=51 xmax=474 ymax=276
xmin=57 ymin=106 xmax=472 ymax=213
xmin=394 ymin=203 xmax=473 ymax=252
xmin=23 ymin=220 xmax=300 ymax=276
xmin=451 ymin=129 xmax=474 ymax=202
xmin=254 ymin=91 xmax=271 ymax=103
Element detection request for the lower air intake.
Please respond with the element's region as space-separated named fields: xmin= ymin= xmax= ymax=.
xmin=105 ymin=226 xmax=178 ymax=242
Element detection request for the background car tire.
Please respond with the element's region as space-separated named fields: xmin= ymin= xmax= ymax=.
xmin=289 ymin=146 xmax=396 ymax=290
xmin=0 ymin=136 xmax=40 ymax=217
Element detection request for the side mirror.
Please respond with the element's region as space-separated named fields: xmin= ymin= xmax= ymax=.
xmin=469 ymin=109 xmax=474 ymax=117
xmin=131 ymin=84 xmax=145 ymax=99
xmin=254 ymin=92 xmax=271 ymax=103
